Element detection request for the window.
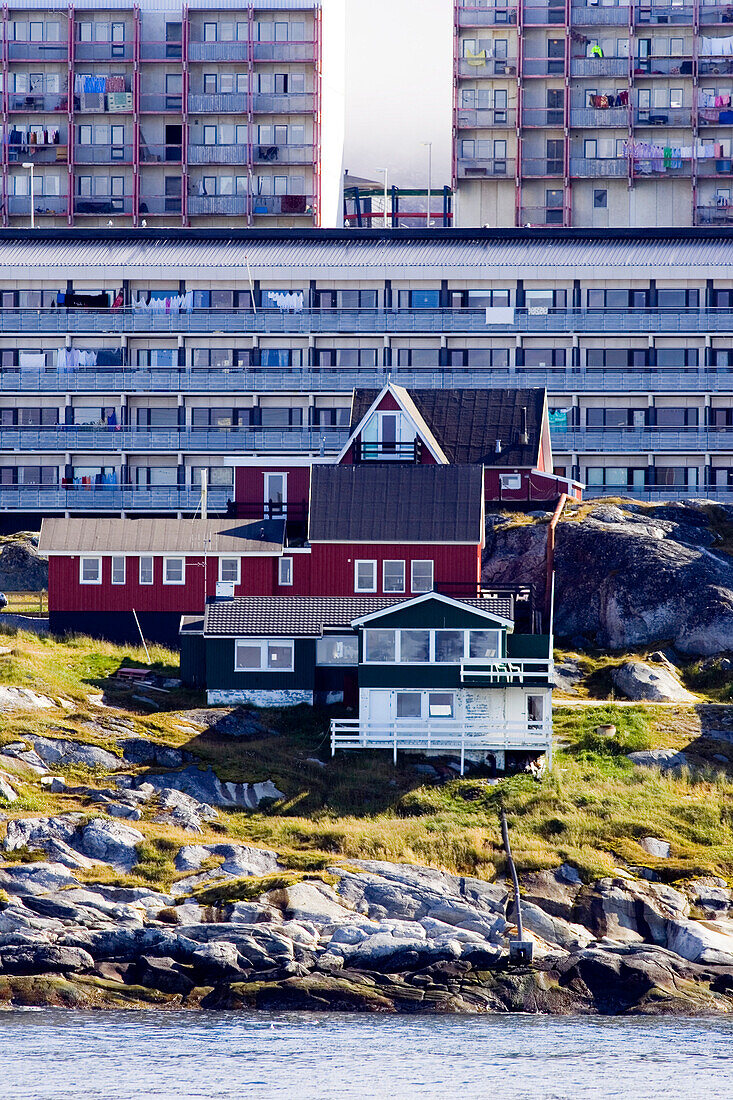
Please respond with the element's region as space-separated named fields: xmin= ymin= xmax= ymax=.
xmin=163 ymin=557 xmax=185 ymax=585
xmin=594 ymin=189 xmax=608 ymax=209
xmin=469 ymin=630 xmax=501 ymax=658
xmin=528 ymin=695 xmax=545 ymax=724
xmin=79 ymin=556 xmax=101 ymax=584
xmin=411 ymin=560 xmax=434 ymax=594
xmin=364 ymin=629 xmax=396 ymax=662
xmin=139 ymin=557 xmax=154 ymax=584
xmin=383 ymin=560 xmax=405 ymax=594
xmin=435 ymin=630 xmax=465 ymax=663
xmin=428 ymin=693 xmax=454 ymax=718
xmin=111 ymin=556 xmax=125 ymax=585
xmin=234 ymin=638 xmax=295 ymax=672
xmin=278 ymin=557 xmax=293 ymax=586
xmin=264 ymin=471 xmax=287 ymax=518
xmin=396 ymin=693 xmax=422 ymax=719
xmin=316 ymin=636 xmax=358 ymax=666
xmin=400 ymin=630 xmax=430 ymax=663
xmin=355 ymin=560 xmax=376 ymax=593
xmin=219 ymin=557 xmax=240 ymax=585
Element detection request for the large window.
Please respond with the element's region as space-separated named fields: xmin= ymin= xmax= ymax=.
xmin=383 ymin=560 xmax=405 ymax=594
xmin=316 ymin=636 xmax=358 ymax=666
xmin=163 ymin=557 xmax=185 ymax=585
xmin=435 ymin=630 xmax=465 ymax=663
xmin=364 ymin=629 xmax=396 ymax=662
xmin=219 ymin=557 xmax=240 ymax=584
xmin=79 ymin=556 xmax=101 ymax=584
xmin=363 ymin=627 xmax=503 ymax=663
xmin=235 ymin=638 xmax=294 ymax=672
xmin=400 ymin=630 xmax=430 ymax=662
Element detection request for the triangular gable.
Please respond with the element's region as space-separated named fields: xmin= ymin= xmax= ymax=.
xmin=336 ymin=383 xmax=449 ymax=465
xmin=350 ymin=590 xmax=514 ymax=629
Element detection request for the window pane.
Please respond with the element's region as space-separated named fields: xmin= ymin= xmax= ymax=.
xmin=220 ymin=558 xmax=239 ymax=582
xmin=316 ymin=636 xmax=358 ymax=666
xmin=111 ymin=556 xmax=125 ymax=584
xmin=435 ymin=630 xmax=464 ymax=663
xmin=165 ymin=558 xmax=183 ymax=582
xmin=411 ymin=560 xmax=433 ymax=593
xmin=469 ymin=630 xmax=500 ymax=658
xmin=428 ymin=693 xmax=454 ymax=718
xmin=139 ymin=556 xmax=153 ymax=583
xmin=356 ymin=561 xmax=375 ymax=591
xmin=383 ymin=560 xmax=405 ymax=593
xmin=365 ymin=629 xmax=395 ymax=662
xmin=236 ymin=642 xmax=262 ymax=670
xmin=528 ymin=695 xmax=545 ymax=723
xmin=267 ymin=642 xmax=293 ymax=670
xmin=81 ymin=557 xmax=100 ymax=581
xmin=396 ymin=693 xmax=422 ymax=719
xmin=400 ymin=630 xmax=430 ymax=662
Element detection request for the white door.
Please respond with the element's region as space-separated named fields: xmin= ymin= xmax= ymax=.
xmin=367 ymin=690 xmax=393 ymax=727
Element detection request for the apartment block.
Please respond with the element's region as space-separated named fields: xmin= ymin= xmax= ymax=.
xmin=454 ymin=0 xmax=733 ymax=227
xmin=1 ymin=0 xmax=320 ymax=227
xmin=1 ymin=226 xmax=733 ymax=528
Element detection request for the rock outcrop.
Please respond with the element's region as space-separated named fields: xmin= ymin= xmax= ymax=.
xmin=0 ymin=534 xmax=47 ymax=592
xmin=483 ymin=501 xmax=733 ymax=655
xmin=611 ymin=661 xmax=698 ymax=703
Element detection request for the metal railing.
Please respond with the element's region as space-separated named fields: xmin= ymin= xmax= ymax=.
xmin=457 ymin=108 xmax=516 ymax=128
xmin=74 ymin=42 xmax=134 ymax=61
xmin=7 ymin=42 xmax=68 ymax=60
xmin=74 ymin=144 xmax=134 ymax=164
xmin=187 ymin=145 xmax=251 ymax=164
xmin=251 ymin=42 xmax=317 ymax=62
xmin=330 ymin=718 xmax=552 ymax=767
xmin=569 ymin=107 xmax=628 ymax=127
xmin=0 ymin=425 xmax=349 ymax=452
xmin=252 ymin=93 xmax=315 ymax=113
xmin=139 ymin=42 xmax=183 ymax=61
xmin=187 ymin=195 xmax=248 ymax=216
xmin=187 ymin=93 xmax=248 ymax=113
xmin=521 ymin=158 xmax=565 ymax=176
xmin=456 ymin=157 xmax=515 ymax=178
xmin=570 ymin=157 xmax=628 ymax=177
xmin=460 ymin=657 xmax=553 ymax=683
xmin=137 ymin=197 xmax=182 ymax=216
xmin=570 ymin=4 xmax=630 ymax=25
xmin=7 ymin=195 xmax=68 ymax=216
xmin=0 ymin=485 xmax=230 ymax=512
xmin=8 ymin=93 xmax=67 ymax=112
xmin=457 ymin=5 xmax=518 ymax=26
xmin=252 ymin=143 xmax=314 ymax=165
xmin=519 ymin=58 xmax=566 ymax=76
xmin=696 ymin=204 xmax=733 ymax=224
xmin=635 ymin=109 xmax=692 ymax=126
xmin=138 ymin=94 xmax=183 ymax=112
xmin=571 ymin=57 xmax=630 ymax=77
xmin=7 ymin=144 xmax=67 ymax=165
xmin=355 ymin=440 xmax=422 ymax=462
xmin=553 ymin=427 xmax=733 ymax=450
xmin=139 ymin=145 xmax=183 ymax=163
xmin=73 ymin=197 xmax=133 ymax=216
xmin=187 ymin=41 xmax=249 ymax=61
xmin=457 ymin=58 xmax=518 ymax=77
xmin=521 ymin=107 xmax=566 ymax=126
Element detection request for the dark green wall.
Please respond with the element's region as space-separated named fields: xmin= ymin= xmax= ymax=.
xmin=180 ymin=633 xmax=206 ymax=689
xmin=361 ymin=600 xmax=510 ymax=631
xmin=360 ymin=664 xmax=463 ymax=689
xmin=205 ymin=637 xmax=316 ymax=692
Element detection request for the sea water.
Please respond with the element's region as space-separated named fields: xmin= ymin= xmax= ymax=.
xmin=2 ymin=1010 xmax=732 ymax=1099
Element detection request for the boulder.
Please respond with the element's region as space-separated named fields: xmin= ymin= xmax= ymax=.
xmin=78 ymin=818 xmax=143 ymax=870
xmin=0 ymin=863 xmax=81 ymax=897
xmin=129 ymin=955 xmax=195 ymax=996
xmin=30 ymin=736 xmax=120 ymax=771
xmin=189 ymin=941 xmax=245 ymax=981
xmin=0 ymin=772 xmax=18 ymax=803
xmin=0 ymin=688 xmax=56 ymax=712
xmin=171 ymin=842 xmax=282 ymax=896
xmin=153 ymin=789 xmax=218 ymax=835
xmin=639 ymin=837 xmax=671 ymax=859
xmin=279 ymin=882 xmax=355 ymax=924
xmin=133 ymin=766 xmax=284 ymax=809
xmin=0 ymin=535 xmax=47 ymax=591
xmin=627 ymin=748 xmax=691 ymax=772
xmin=0 ymin=944 xmax=93 ymax=975
xmin=612 ymin=662 xmax=697 ymax=703
xmin=0 ymin=744 xmax=48 ymax=773
xmin=118 ymin=739 xmax=188 ymax=768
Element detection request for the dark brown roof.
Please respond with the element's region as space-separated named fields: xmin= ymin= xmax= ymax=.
xmin=350 ymin=387 xmax=546 ymax=467
xmin=39 ymin=517 xmax=285 ymax=556
xmin=308 ymin=465 xmax=483 ymax=543
xmin=202 ymin=594 xmax=514 ymax=636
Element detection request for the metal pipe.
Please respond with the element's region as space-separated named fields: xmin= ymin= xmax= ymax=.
xmin=500 ymin=807 xmax=523 ymax=942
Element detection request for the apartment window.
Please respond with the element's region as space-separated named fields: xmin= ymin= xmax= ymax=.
xmin=528 ymin=695 xmax=545 ymax=724
xmin=594 ymin=189 xmax=608 ymax=209
xmin=364 ymin=629 xmax=396 ymax=662
xmin=219 ymin=557 xmax=240 ymax=585
xmin=469 ymin=630 xmax=501 ymax=658
xmin=428 ymin=693 xmax=454 ymax=718
xmin=352 ymin=560 xmax=375 ymax=593
xmin=264 ymin=472 xmax=287 ymax=517
xmin=139 ymin=556 xmax=154 ymax=585
xmin=654 ymin=467 xmax=696 ymax=487
xmin=163 ymin=557 xmax=185 ymax=585
xmin=657 ymin=348 xmax=698 ymax=367
xmin=111 ymin=556 xmax=125 ymax=585
xmin=657 ymin=289 xmax=699 ymax=309
xmin=396 ymin=693 xmax=422 ymax=719
xmin=523 ymin=348 xmax=566 ymax=367
xmin=585 ymin=467 xmax=646 ymax=489
xmin=654 ymin=407 xmax=698 ymax=427
xmin=234 ymin=638 xmax=294 ymax=672
xmin=278 ymin=557 xmax=293 ymax=586
xmin=383 ymin=560 xmax=405 ymax=594
xmin=400 ymin=630 xmax=430 ymax=663
xmin=411 ymin=560 xmax=434 ymax=594
xmin=435 ymin=630 xmax=465 ymax=663
xmin=398 ymin=289 xmax=441 ymax=309
xmin=79 ymin=556 xmax=102 ymax=584
xmin=316 ymin=636 xmax=358 ymax=666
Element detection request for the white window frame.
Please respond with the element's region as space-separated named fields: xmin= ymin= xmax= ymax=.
xmin=411 ymin=560 xmax=434 ymax=594
xmin=264 ymin=470 xmax=287 ymax=517
xmin=79 ymin=556 xmax=102 ymax=585
xmin=111 ymin=556 xmax=126 ymax=585
xmin=163 ymin=556 xmax=186 ymax=585
xmin=278 ymin=556 xmax=293 ymax=586
xmin=234 ymin=637 xmax=295 ymax=672
xmin=139 ymin=555 xmax=154 ymax=585
xmin=355 ymin=559 xmax=377 ymax=593
xmin=383 ymin=559 xmax=405 ymax=594
xmin=218 ymin=557 xmax=240 ymax=585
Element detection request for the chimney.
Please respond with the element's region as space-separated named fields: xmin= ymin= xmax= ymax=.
xmin=520 ymin=406 xmax=529 ymax=446
xmin=495 ymin=438 xmax=502 ymax=455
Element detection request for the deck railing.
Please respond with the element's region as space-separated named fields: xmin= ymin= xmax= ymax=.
xmin=460 ymin=656 xmax=553 ymax=684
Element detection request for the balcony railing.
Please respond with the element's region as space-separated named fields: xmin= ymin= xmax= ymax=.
xmin=457 ymin=5 xmax=518 ymax=26
xmin=0 ymin=485 xmax=230 ymax=512
xmin=252 ymin=42 xmax=316 ymax=62
xmin=569 ymin=156 xmax=628 ymax=177
xmin=187 ymin=144 xmax=250 ymax=164
xmin=187 ymin=93 xmax=248 ymax=114
xmin=584 ymin=485 xmax=733 ymax=501
xmin=634 ymin=56 xmax=694 ymax=75
xmin=8 ymin=195 xmax=68 ymax=216
xmin=252 ymin=92 xmax=315 ymax=113
xmin=0 ymin=426 xmax=350 ymax=452
xmin=696 ymin=203 xmax=733 ymax=224
xmin=8 ymin=42 xmax=68 ymax=60
xmin=7 ymin=144 xmax=67 ymax=165
xmin=457 ymin=107 xmax=516 ymax=128
xmin=74 ymin=144 xmax=133 ymax=164
xmin=521 ymin=158 xmax=565 ymax=176
xmin=8 ymin=93 xmax=67 ymax=112
xmin=139 ymin=41 xmax=183 ymax=61
xmin=331 ymin=718 xmax=552 ymax=769
xmin=74 ymin=42 xmax=134 ymax=61
xmin=570 ymin=4 xmax=630 ymax=25
xmin=252 ymin=143 xmax=313 ymax=165
xmin=699 ymin=3 xmax=733 ymax=23
xmin=138 ymin=94 xmax=183 ymax=112
xmin=569 ymin=107 xmax=628 ymax=127
xmin=460 ymin=656 xmax=553 ymax=684
xmin=635 ymin=109 xmax=692 ymax=126
xmin=187 ymin=41 xmax=249 ymax=61
xmin=73 ymin=197 xmax=133 ymax=216
xmin=457 ymin=157 xmax=515 ymax=178
xmin=523 ymin=4 xmax=566 ymax=24
xmin=521 ymin=107 xmax=565 ymax=126
xmin=635 ymin=4 xmax=694 ymax=22
xmin=571 ymin=57 xmax=629 ymax=77
xmin=457 ymin=58 xmax=517 ymax=77
xmin=138 ymin=197 xmax=182 ymax=215
xmin=187 ymin=195 xmax=248 ymax=216
xmin=252 ymin=194 xmax=313 ymax=215
xmin=696 ymin=157 xmax=733 ymax=176
xmin=519 ymin=205 xmax=568 ymax=224
xmin=355 ymin=440 xmax=422 ymax=463
xmin=553 ymin=427 xmax=733 ymax=451
xmin=139 ymin=145 xmax=183 ymax=163
xmin=521 ymin=58 xmax=566 ymax=76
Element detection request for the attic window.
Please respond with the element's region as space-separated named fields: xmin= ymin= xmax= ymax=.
xmin=500 ymin=473 xmax=522 ymax=491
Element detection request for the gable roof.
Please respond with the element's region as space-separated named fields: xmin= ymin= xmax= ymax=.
xmin=308 ymin=464 xmax=484 ymax=543
xmin=38 ymin=517 xmax=286 ymax=556
xmin=337 ymin=383 xmax=449 ymax=465
xmin=350 ymin=590 xmax=514 ymax=628
xmin=202 ymin=594 xmax=514 ymax=637
xmin=349 ymin=387 xmax=546 ymax=468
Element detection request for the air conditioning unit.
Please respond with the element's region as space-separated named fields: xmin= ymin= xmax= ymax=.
xmin=216 ymin=581 xmax=235 ymax=599
xmin=500 ymin=473 xmax=522 ymax=491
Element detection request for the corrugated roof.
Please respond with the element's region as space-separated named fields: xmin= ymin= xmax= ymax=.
xmin=38 ymin=517 xmax=285 ymax=555
xmin=308 ymin=465 xmax=484 ymax=543
xmin=5 ymin=233 xmax=733 ymax=276
xmin=203 ymin=594 xmax=514 ymax=636
xmin=350 ymin=387 xmax=544 ymax=468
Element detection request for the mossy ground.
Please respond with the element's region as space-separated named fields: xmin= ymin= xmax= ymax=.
xmin=0 ymin=628 xmax=731 ymax=891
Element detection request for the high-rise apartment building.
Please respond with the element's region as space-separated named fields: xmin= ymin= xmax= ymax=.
xmin=454 ymin=0 xmax=733 ymax=227
xmin=0 ymin=0 xmax=321 ymax=227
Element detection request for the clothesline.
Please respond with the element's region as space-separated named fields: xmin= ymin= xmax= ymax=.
xmin=133 ymin=292 xmax=194 ymax=314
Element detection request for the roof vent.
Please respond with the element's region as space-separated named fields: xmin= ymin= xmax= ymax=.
xmin=519 ymin=406 xmax=529 ymax=446
xmin=495 ymin=438 xmax=502 ymax=455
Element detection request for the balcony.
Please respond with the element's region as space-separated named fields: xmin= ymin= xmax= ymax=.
xmin=8 ymin=42 xmax=68 ymax=61
xmin=635 ymin=109 xmax=693 ymax=126
xmin=456 ymin=156 xmax=515 ymax=178
xmin=0 ymin=485 xmax=230 ymax=513
xmin=73 ymin=197 xmax=133 ymax=217
xmin=252 ymin=143 xmax=313 ymax=165
xmin=460 ymin=656 xmax=553 ymax=685
xmin=187 ymin=144 xmax=250 ymax=165
xmin=354 ymin=440 xmax=422 ymax=463
xmin=521 ymin=158 xmax=565 ymax=176
xmin=139 ymin=145 xmax=183 ymax=164
xmin=699 ymin=57 xmax=733 ymax=75
xmin=252 ymin=93 xmax=316 ymax=114
xmin=139 ymin=41 xmax=183 ymax=61
xmin=569 ymin=107 xmax=628 ymax=127
xmin=187 ymin=195 xmax=248 ymax=216
xmin=631 ymin=157 xmax=692 ymax=177
xmin=74 ymin=42 xmax=134 ymax=62
xmin=521 ymin=58 xmax=566 ymax=76
xmin=188 ymin=41 xmax=249 ymax=61
xmin=252 ymin=42 xmax=316 ymax=62
xmin=0 ymin=426 xmax=350 ymax=452
xmin=569 ymin=156 xmax=629 ymax=177
xmin=584 ymin=485 xmax=733 ymax=502
xmin=252 ymin=194 xmax=313 ymax=216
xmin=570 ymin=57 xmax=629 ymax=77
xmin=699 ymin=2 xmax=733 ymax=23
xmin=138 ymin=94 xmax=183 ymax=113
xmin=523 ymin=4 xmax=566 ymax=24
xmin=8 ymin=93 xmax=67 ymax=113
xmin=696 ymin=203 xmax=733 ymax=224
xmin=8 ymin=195 xmax=68 ymax=216
xmin=521 ymin=107 xmax=565 ymax=126
xmin=138 ymin=197 xmax=182 ymax=216
xmin=75 ymin=144 xmax=133 ymax=165
xmin=7 ymin=144 xmax=67 ymax=165
xmin=696 ymin=157 xmax=733 ymax=176
xmin=457 ymin=4 xmax=518 ymax=25
xmin=635 ymin=3 xmax=694 ymax=22
xmin=570 ymin=3 xmax=630 ymax=25
xmin=330 ymin=718 xmax=552 ymax=768
xmin=552 ymin=427 xmax=733 ymax=451
xmin=457 ymin=107 xmax=516 ymax=128
xmin=519 ymin=205 xmax=568 ymax=224
xmin=634 ymin=56 xmax=694 ymax=76
xmin=187 ymin=93 xmax=248 ymax=114
xmin=457 ymin=58 xmax=517 ymax=77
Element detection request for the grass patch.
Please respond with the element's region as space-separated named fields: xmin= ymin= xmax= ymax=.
xmin=189 ymin=870 xmax=337 ymax=907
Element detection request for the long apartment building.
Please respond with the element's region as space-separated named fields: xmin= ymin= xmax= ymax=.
xmin=1 ymin=226 xmax=733 ymax=527
xmin=454 ymin=0 xmax=733 ymax=227
xmin=0 ymin=0 xmax=320 ymax=227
